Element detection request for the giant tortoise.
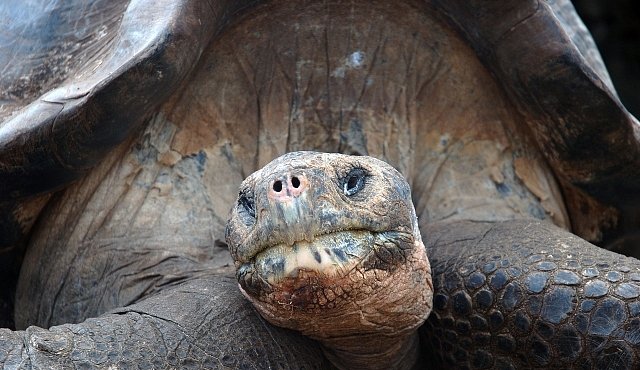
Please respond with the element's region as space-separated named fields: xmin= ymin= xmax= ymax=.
xmin=1 ymin=0 xmax=640 ymax=369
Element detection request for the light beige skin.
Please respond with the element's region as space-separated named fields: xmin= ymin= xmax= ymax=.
xmin=226 ymin=151 xmax=432 ymax=370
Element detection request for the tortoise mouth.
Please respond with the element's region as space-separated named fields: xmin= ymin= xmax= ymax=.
xmin=236 ymin=230 xmax=424 ymax=311
xmin=236 ymin=229 xmax=413 ymax=296
xmin=252 ymin=230 xmax=374 ymax=282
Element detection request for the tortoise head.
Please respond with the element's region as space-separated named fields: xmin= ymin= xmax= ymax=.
xmin=226 ymin=151 xmax=432 ymax=368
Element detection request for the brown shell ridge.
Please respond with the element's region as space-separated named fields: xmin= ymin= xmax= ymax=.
xmin=0 ymin=0 xmax=259 ymax=256
xmin=431 ymin=0 xmax=640 ymax=208
xmin=0 ymin=0 xmax=257 ymax=202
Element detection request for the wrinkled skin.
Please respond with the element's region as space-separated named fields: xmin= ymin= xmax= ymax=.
xmin=1 ymin=0 xmax=640 ymax=369
xmin=226 ymin=152 xmax=432 ymax=369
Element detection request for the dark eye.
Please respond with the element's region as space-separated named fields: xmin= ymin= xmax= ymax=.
xmin=238 ymin=190 xmax=255 ymax=218
xmin=342 ymin=168 xmax=367 ymax=196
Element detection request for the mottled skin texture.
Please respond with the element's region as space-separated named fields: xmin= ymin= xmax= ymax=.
xmin=226 ymin=152 xmax=432 ymax=370
xmin=1 ymin=276 xmax=331 ymax=369
xmin=423 ymin=221 xmax=640 ymax=369
xmin=1 ymin=0 xmax=640 ymax=369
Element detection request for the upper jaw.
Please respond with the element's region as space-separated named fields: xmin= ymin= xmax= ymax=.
xmin=232 ymin=194 xmax=406 ymax=264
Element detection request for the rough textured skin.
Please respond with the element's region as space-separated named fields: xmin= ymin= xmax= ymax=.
xmin=2 ymin=276 xmax=330 ymax=369
xmin=422 ymin=220 xmax=640 ymax=369
xmin=0 ymin=0 xmax=639 ymax=369
xmin=226 ymin=152 xmax=432 ymax=370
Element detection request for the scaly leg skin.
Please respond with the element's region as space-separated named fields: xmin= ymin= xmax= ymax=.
xmin=421 ymin=219 xmax=640 ymax=369
xmin=0 ymin=276 xmax=330 ymax=369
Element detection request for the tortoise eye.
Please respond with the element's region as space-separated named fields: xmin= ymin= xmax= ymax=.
xmin=342 ymin=168 xmax=367 ymax=196
xmin=238 ymin=190 xmax=255 ymax=218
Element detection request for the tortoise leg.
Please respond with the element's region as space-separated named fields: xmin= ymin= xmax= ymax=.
xmin=421 ymin=219 xmax=640 ymax=369
xmin=0 ymin=275 xmax=329 ymax=369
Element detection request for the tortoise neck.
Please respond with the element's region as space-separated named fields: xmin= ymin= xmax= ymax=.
xmin=319 ymin=331 xmax=420 ymax=370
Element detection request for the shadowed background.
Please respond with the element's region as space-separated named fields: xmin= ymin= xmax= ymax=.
xmin=574 ymin=0 xmax=640 ymax=116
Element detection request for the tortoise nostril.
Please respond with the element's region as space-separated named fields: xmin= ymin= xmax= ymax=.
xmin=273 ymin=180 xmax=283 ymax=192
xmin=291 ymin=176 xmax=300 ymax=188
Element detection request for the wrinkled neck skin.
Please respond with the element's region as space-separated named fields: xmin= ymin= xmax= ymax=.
xmin=311 ymin=247 xmax=428 ymax=370
xmin=320 ymin=331 xmax=421 ymax=370
xmin=243 ymin=279 xmax=427 ymax=370
xmin=239 ymin=235 xmax=432 ymax=370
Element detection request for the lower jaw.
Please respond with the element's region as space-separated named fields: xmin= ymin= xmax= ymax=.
xmin=242 ymin=283 xmax=423 ymax=370
xmin=238 ymin=229 xmax=417 ymax=307
xmin=240 ymin=241 xmax=433 ymax=370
